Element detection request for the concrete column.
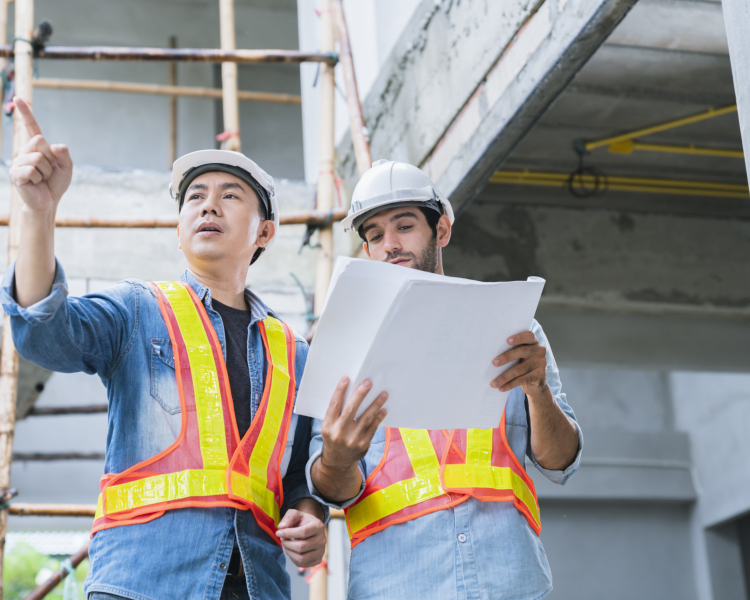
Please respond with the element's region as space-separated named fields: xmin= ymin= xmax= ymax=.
xmin=722 ymin=0 xmax=750 ymax=177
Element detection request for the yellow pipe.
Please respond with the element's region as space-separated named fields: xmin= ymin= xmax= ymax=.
xmin=490 ymin=170 xmax=749 ymax=198
xmin=608 ymin=140 xmax=744 ymax=159
xmin=584 ymin=105 xmax=738 ymax=152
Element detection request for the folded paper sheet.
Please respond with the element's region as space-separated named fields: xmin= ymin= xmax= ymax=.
xmin=295 ymin=257 xmax=545 ymax=430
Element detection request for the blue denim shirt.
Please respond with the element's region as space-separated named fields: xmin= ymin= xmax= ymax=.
xmin=1 ymin=260 xmax=325 ymax=600
xmin=306 ymin=320 xmax=583 ymax=600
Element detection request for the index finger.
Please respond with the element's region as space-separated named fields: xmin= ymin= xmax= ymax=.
xmin=14 ymin=97 xmax=43 ymax=138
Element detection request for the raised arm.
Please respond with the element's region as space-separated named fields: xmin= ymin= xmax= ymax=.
xmin=9 ymin=97 xmax=73 ymax=307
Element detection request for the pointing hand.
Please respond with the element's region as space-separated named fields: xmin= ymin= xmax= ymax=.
xmin=8 ymin=97 xmax=73 ymax=213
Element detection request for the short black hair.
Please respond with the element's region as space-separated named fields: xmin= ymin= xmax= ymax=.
xmin=357 ymin=206 xmax=440 ymax=242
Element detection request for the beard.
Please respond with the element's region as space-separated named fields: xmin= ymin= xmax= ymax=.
xmin=384 ymin=236 xmax=439 ymax=273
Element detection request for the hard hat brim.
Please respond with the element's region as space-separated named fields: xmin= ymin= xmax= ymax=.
xmin=341 ymin=187 xmax=455 ymax=232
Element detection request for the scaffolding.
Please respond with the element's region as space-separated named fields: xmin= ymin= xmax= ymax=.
xmin=0 ymin=0 xmax=372 ymax=599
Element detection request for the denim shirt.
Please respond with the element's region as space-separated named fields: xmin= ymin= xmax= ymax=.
xmin=306 ymin=320 xmax=583 ymax=600
xmin=1 ymin=260 xmax=325 ymax=600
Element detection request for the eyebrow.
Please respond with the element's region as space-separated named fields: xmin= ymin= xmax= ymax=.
xmin=362 ymin=211 xmax=419 ymax=235
xmin=186 ymin=181 xmax=247 ymax=193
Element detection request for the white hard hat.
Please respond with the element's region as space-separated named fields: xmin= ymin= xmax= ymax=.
xmin=342 ymin=159 xmax=454 ymax=232
xmin=170 ymin=149 xmax=280 ymax=253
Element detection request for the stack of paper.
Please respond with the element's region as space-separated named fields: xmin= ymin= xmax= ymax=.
xmin=295 ymin=257 xmax=545 ymax=430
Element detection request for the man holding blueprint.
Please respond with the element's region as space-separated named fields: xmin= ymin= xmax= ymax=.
xmin=305 ymin=160 xmax=583 ymax=599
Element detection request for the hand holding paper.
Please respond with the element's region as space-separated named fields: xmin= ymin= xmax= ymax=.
xmin=295 ymin=257 xmax=545 ymax=430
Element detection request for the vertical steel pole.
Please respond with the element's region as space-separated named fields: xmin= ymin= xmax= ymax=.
xmin=0 ymin=1 xmax=33 ymax=596
xmin=313 ymin=0 xmax=335 ymax=319
xmin=0 ymin=0 xmax=9 ymax=160
xmin=219 ymin=0 xmax=241 ymax=151
xmin=168 ymin=35 xmax=178 ymax=167
xmin=332 ymin=0 xmax=371 ymax=177
xmin=310 ymin=2 xmax=335 ymax=599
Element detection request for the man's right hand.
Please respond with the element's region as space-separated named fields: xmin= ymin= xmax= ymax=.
xmin=312 ymin=378 xmax=388 ymax=503
xmin=9 ymin=97 xmax=72 ymax=213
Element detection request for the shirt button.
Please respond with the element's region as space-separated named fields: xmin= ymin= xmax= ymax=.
xmin=220 ymin=562 xmax=227 ymax=570
xmin=457 ymin=534 xmax=467 ymax=543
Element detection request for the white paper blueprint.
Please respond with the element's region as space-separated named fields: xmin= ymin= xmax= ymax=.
xmin=295 ymin=257 xmax=545 ymax=430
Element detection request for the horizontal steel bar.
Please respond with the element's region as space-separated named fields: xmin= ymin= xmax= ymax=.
xmin=13 ymin=452 xmax=105 ymax=461
xmin=0 ymin=209 xmax=347 ymax=229
xmin=0 ymin=45 xmax=337 ymax=65
xmin=34 ymin=77 xmax=302 ymax=105
xmin=8 ymin=503 xmax=98 ymax=517
xmin=27 ymin=404 xmax=108 ymax=416
xmin=7 ymin=503 xmax=346 ymax=520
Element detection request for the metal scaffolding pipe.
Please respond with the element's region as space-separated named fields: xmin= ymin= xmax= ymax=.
xmin=23 ymin=542 xmax=90 ymax=600
xmin=27 ymin=404 xmax=108 ymax=416
xmin=0 ymin=44 xmax=337 ymax=64
xmin=0 ymin=209 xmax=348 ymax=229
xmin=13 ymin=452 xmax=105 ymax=461
xmin=6 ymin=503 xmax=345 ymax=519
xmin=33 ymin=78 xmax=302 ymax=104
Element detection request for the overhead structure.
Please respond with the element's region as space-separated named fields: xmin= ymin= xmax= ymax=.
xmin=722 ymin=0 xmax=750 ymax=176
xmin=0 ymin=2 xmax=372 ymax=600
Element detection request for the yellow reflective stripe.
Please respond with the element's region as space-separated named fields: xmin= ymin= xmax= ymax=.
xmin=442 ymin=464 xmax=540 ymax=527
xmin=156 ymin=281 xmax=228 ymax=470
xmin=233 ymin=317 xmax=290 ymax=525
xmin=94 ymin=493 xmax=103 ymax=520
xmin=347 ymin=429 xmax=444 ymax=536
xmin=230 ymin=472 xmax=280 ymax=525
xmin=466 ymin=428 xmax=492 ymax=465
xmin=451 ymin=428 xmax=539 ymax=526
xmin=103 ymin=469 xmax=227 ymax=514
xmin=347 ymin=471 xmax=445 ymax=535
xmin=400 ymin=429 xmax=440 ymax=475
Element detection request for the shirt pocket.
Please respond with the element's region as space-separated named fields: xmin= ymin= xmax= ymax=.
xmin=150 ymin=338 xmax=181 ymax=415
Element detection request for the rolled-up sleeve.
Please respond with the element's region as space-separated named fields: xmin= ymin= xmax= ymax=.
xmin=526 ymin=319 xmax=583 ymax=485
xmin=1 ymin=258 xmax=69 ymax=324
xmin=306 ymin=418 xmax=366 ymax=510
xmin=1 ymin=258 xmax=138 ymax=378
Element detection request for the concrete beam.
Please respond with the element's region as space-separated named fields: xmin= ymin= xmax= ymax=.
xmin=338 ymin=0 xmax=638 ymax=213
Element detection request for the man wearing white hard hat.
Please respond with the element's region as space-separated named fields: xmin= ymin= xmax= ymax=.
xmin=1 ymin=98 xmax=327 ymax=600
xmin=308 ymin=160 xmax=583 ymax=599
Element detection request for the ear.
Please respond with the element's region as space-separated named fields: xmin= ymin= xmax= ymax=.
xmin=436 ymin=215 xmax=451 ymax=249
xmin=363 ymin=242 xmax=371 ymax=258
xmin=176 ymin=225 xmax=181 ymax=250
xmin=255 ymin=219 xmax=276 ymax=249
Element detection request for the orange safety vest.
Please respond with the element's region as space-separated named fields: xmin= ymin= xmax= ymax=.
xmin=91 ymin=281 xmax=296 ymax=544
xmin=344 ymin=413 xmax=541 ymax=549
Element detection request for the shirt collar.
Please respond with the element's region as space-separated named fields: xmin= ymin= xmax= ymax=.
xmin=180 ymin=270 xmax=272 ymax=326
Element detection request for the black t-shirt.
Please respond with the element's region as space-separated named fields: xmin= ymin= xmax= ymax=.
xmin=212 ymin=299 xmax=253 ymax=438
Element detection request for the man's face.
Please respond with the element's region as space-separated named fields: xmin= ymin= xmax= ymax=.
xmin=361 ymin=206 xmax=449 ymax=273
xmin=177 ymin=171 xmax=274 ymax=267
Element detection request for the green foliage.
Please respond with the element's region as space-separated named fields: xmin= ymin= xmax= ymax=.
xmin=3 ymin=542 xmax=89 ymax=600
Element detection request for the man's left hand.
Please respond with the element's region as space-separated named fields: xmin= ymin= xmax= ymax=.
xmin=490 ymin=331 xmax=548 ymax=398
xmin=276 ymin=503 xmax=326 ymax=568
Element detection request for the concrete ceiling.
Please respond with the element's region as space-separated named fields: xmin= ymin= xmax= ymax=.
xmin=446 ymin=0 xmax=750 ymax=371
xmin=489 ymin=0 xmax=747 ymax=217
